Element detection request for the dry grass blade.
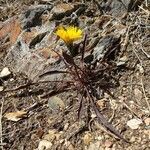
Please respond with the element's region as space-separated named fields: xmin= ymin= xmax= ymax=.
xmin=0 ymin=98 xmax=4 ymax=150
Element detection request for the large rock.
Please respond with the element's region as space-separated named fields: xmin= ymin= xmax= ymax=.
xmin=1 ymin=4 xmax=67 ymax=81
xmin=101 ymin=0 xmax=143 ymax=17
xmin=0 ymin=2 xmax=128 ymax=82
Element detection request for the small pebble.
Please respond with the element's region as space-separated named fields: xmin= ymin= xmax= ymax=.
xmin=0 ymin=86 xmax=4 ymax=92
xmin=127 ymin=118 xmax=143 ymax=129
xmin=144 ymin=118 xmax=150 ymax=126
xmin=130 ymin=136 xmax=136 ymax=142
xmin=64 ymin=123 xmax=69 ymax=130
xmin=38 ymin=140 xmax=52 ymax=150
xmin=10 ymin=78 xmax=14 ymax=81
xmin=91 ymin=114 xmax=96 ymax=118
xmin=68 ymin=143 xmax=75 ymax=150
xmin=43 ymin=130 xmax=56 ymax=142
xmin=0 ymin=67 xmax=11 ymax=78
xmin=95 ymin=136 xmax=103 ymax=141
xmin=83 ymin=132 xmax=93 ymax=145
xmin=144 ymin=129 xmax=150 ymax=139
xmin=60 ymin=139 xmax=64 ymax=144
xmin=88 ymin=141 xmax=100 ymax=150
xmin=104 ymin=140 xmax=113 ymax=148
xmin=96 ymin=99 xmax=106 ymax=109
xmin=137 ymin=64 xmax=144 ymax=74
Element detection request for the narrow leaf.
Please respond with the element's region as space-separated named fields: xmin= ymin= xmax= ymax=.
xmin=39 ymin=70 xmax=68 ymax=78
xmin=62 ymin=52 xmax=75 ymax=65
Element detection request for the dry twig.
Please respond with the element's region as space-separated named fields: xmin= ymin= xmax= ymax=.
xmin=121 ymin=100 xmax=140 ymax=118
xmin=0 ymin=98 xmax=4 ymax=150
xmin=140 ymin=77 xmax=150 ymax=114
xmin=131 ymin=38 xmax=143 ymax=67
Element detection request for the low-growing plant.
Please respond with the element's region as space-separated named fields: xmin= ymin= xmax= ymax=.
xmin=40 ymin=26 xmax=128 ymax=142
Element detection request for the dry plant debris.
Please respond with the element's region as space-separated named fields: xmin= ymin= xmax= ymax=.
xmin=4 ymin=110 xmax=27 ymax=122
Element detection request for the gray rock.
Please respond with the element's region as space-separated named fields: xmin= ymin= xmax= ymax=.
xmin=92 ymin=35 xmax=120 ymax=61
xmin=101 ymin=0 xmax=143 ymax=17
xmin=48 ymin=96 xmax=65 ymax=112
xmin=4 ymin=21 xmax=66 ymax=81
xmin=20 ymin=5 xmax=52 ymax=29
xmin=50 ymin=3 xmax=86 ymax=20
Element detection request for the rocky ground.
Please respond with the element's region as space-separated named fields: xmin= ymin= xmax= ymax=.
xmin=0 ymin=0 xmax=150 ymax=150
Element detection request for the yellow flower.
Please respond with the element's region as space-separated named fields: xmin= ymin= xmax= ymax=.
xmin=55 ymin=26 xmax=82 ymax=44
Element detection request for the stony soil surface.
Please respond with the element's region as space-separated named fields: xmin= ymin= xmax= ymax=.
xmin=0 ymin=0 xmax=150 ymax=150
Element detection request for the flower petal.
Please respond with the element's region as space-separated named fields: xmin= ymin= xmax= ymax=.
xmin=55 ymin=26 xmax=82 ymax=43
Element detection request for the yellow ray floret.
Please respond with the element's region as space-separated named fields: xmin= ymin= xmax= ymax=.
xmin=56 ymin=26 xmax=82 ymax=44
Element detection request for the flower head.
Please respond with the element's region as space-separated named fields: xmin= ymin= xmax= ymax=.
xmin=55 ymin=26 xmax=82 ymax=44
